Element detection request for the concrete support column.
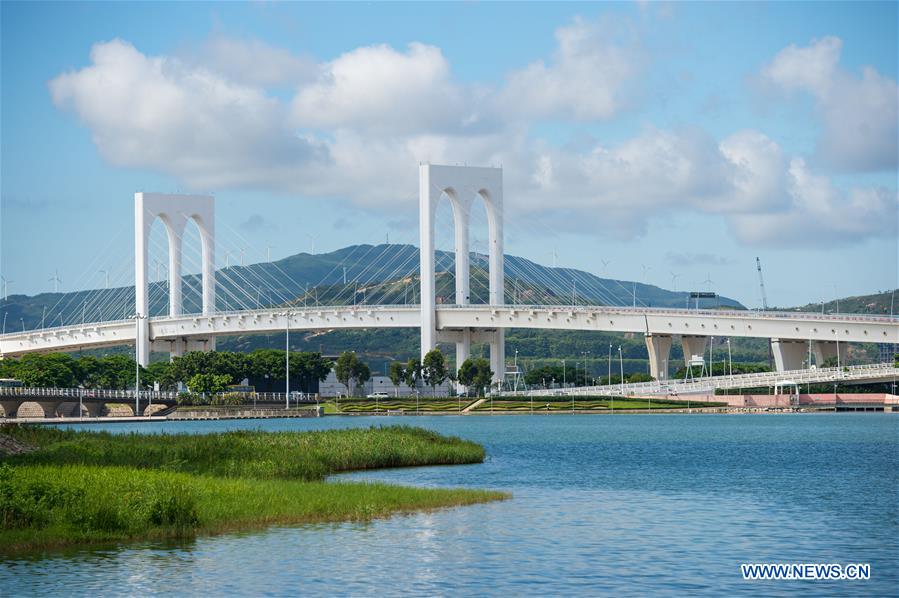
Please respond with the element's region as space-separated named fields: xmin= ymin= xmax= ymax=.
xmin=771 ymin=338 xmax=808 ymax=371
xmin=168 ymin=223 xmax=184 ymax=317
xmin=419 ymin=164 xmax=437 ymax=358
xmin=680 ymin=335 xmax=709 ymax=369
xmin=170 ymin=338 xmax=185 ymax=359
xmin=490 ymin=329 xmax=505 ymax=386
xmin=814 ymin=341 xmax=849 ymax=367
xmin=35 ymin=401 xmax=62 ymax=418
xmin=84 ymin=402 xmax=105 ymax=418
xmin=200 ymin=219 xmax=215 ymax=316
xmin=644 ymin=333 xmax=672 ymax=381
xmin=0 ymin=400 xmax=21 ymax=418
xmin=485 ymin=186 xmax=504 ymax=385
xmin=134 ymin=193 xmax=151 ymax=366
xmin=454 ymin=205 xmax=471 ymax=374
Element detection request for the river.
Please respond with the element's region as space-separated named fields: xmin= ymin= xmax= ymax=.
xmin=2 ymin=413 xmax=897 ymax=596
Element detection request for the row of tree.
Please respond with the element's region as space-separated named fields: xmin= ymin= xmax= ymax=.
xmin=383 ymin=350 xmax=494 ymax=397
xmin=522 ymin=364 xmax=654 ymax=387
xmin=0 ymin=350 xmax=333 ymax=392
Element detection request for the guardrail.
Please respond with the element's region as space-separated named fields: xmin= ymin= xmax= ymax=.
xmin=4 ymin=302 xmax=897 ymax=340
xmin=0 ymin=386 xmax=322 ymax=404
xmin=506 ymin=363 xmax=899 ymax=397
xmin=0 ymin=387 xmax=181 ymax=401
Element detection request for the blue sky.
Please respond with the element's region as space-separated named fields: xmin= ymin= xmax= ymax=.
xmin=2 ymin=1 xmax=897 ymax=308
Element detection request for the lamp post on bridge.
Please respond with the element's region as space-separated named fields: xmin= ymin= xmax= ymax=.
xmin=618 ymin=345 xmax=624 ymax=396
xmin=280 ymin=311 xmax=295 ymax=409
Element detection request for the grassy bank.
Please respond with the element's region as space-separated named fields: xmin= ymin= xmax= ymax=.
xmin=319 ymin=397 xmax=726 ymax=413
xmin=0 ymin=426 xmax=506 ymax=552
xmin=474 ymin=397 xmax=727 ymax=411
xmin=323 ymin=398 xmax=480 ymax=413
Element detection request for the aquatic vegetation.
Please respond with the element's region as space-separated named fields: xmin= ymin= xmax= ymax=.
xmin=0 ymin=426 xmax=505 ymax=552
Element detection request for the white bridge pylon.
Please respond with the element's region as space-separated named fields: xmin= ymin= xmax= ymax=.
xmin=135 ymin=192 xmax=216 ymax=365
xmin=420 ymin=164 xmax=504 ymax=382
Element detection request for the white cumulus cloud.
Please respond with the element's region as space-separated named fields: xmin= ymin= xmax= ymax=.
xmin=499 ymin=16 xmax=642 ymax=121
xmin=47 ymin=28 xmax=897 ymax=249
xmin=761 ymin=36 xmax=898 ymax=172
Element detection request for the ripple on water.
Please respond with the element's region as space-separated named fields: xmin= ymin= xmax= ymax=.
xmin=2 ymin=414 xmax=897 ymax=597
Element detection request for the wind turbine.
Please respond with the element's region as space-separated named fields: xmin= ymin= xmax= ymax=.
xmin=307 ymin=233 xmax=319 ymax=255
xmin=548 ymin=247 xmax=558 ymax=268
xmin=0 ymin=276 xmax=12 ymax=300
xmin=99 ymin=269 xmax=109 ymax=289
xmin=225 ymin=250 xmax=234 ymax=268
xmin=600 ymin=259 xmax=611 ymax=276
xmin=670 ymin=271 xmax=681 ymax=292
xmin=641 ymin=264 xmax=652 ymax=282
xmin=266 ymin=243 xmax=275 ymax=262
xmin=49 ymin=270 xmax=61 ymax=293
xmin=703 ymin=273 xmax=714 ymax=292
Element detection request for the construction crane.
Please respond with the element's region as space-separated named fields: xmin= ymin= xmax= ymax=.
xmin=757 ymin=257 xmax=774 ymax=369
xmin=756 ymin=257 xmax=769 ymax=310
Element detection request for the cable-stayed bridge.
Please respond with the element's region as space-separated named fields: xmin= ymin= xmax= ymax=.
xmin=2 ymin=164 xmax=898 ymax=388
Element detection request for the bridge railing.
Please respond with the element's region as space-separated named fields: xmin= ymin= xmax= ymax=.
xmin=0 ymin=386 xmax=322 ymax=405
xmin=505 ymin=362 xmax=899 ymax=397
xmin=439 ymin=303 xmax=899 ymax=323
xmin=4 ymin=302 xmax=897 ymax=340
xmin=0 ymin=386 xmax=182 ymax=401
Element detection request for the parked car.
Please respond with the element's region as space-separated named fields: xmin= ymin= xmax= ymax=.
xmin=366 ymin=392 xmax=390 ymax=399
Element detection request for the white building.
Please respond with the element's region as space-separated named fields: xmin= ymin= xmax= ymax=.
xmin=318 ymin=371 xmax=453 ymax=398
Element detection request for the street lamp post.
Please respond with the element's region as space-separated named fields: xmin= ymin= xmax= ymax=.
xmin=618 ymin=345 xmax=624 ymax=395
xmin=562 ymin=359 xmax=566 ymax=387
xmin=284 ymin=311 xmax=293 ymax=409
xmin=608 ymin=344 xmax=612 ymax=385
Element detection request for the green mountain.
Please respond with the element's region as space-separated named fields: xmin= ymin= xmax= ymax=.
xmin=0 ymin=244 xmax=743 ymax=332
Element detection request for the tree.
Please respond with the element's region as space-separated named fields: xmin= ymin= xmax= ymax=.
xmin=144 ymin=360 xmax=178 ymax=390
xmin=353 ymin=361 xmax=371 ymax=395
xmin=93 ymin=355 xmax=139 ymax=389
xmin=457 ymin=357 xmax=493 ymax=397
xmin=404 ymin=357 xmax=422 ymax=391
xmin=291 ymin=352 xmax=333 ymax=393
xmin=422 ymin=348 xmax=448 ymax=396
xmin=187 ymin=373 xmax=231 ymax=394
xmin=388 ymin=361 xmax=405 ymax=395
xmin=335 ymin=351 xmax=369 ymax=396
xmin=12 ymin=353 xmax=80 ymax=388
xmin=76 ymin=355 xmax=102 ymax=388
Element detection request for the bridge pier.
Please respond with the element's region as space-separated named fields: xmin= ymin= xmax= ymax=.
xmin=771 ymin=338 xmax=808 ymax=371
xmin=645 ymin=333 xmax=672 ymax=381
xmin=0 ymin=400 xmax=21 ymax=418
xmin=35 ymin=401 xmax=63 ymax=418
xmin=681 ymin=335 xmax=709 ymax=371
xmin=83 ymin=401 xmax=105 ymax=418
xmin=490 ymin=329 xmax=505 ymax=387
xmin=814 ymin=340 xmax=849 ymax=367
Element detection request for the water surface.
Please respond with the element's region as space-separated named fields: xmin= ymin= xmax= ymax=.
xmin=2 ymin=414 xmax=897 ymax=596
